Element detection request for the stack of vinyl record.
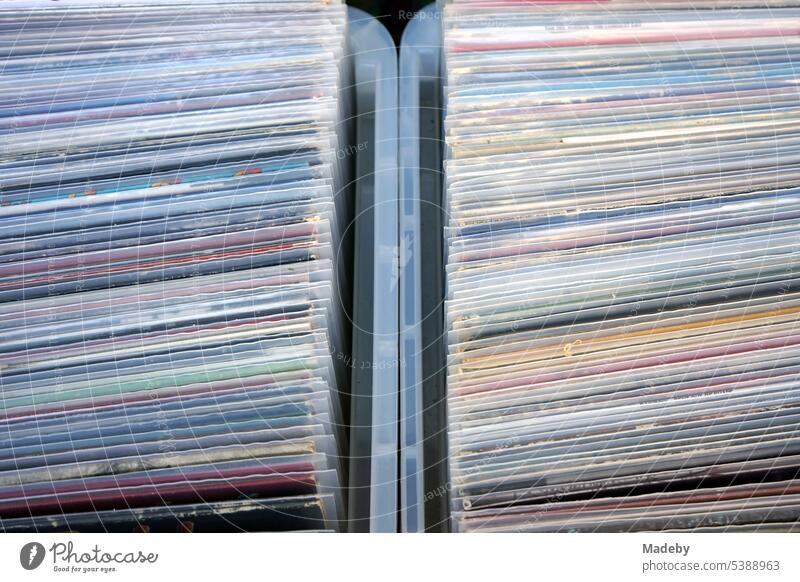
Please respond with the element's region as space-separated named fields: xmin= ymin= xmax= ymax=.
xmin=442 ymin=0 xmax=800 ymax=532
xmin=0 ymin=0 xmax=349 ymax=532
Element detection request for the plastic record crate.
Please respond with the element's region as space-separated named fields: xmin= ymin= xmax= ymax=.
xmin=0 ymin=4 xmax=397 ymax=535
xmin=398 ymin=4 xmax=448 ymax=533
xmin=345 ymin=7 xmax=400 ymax=533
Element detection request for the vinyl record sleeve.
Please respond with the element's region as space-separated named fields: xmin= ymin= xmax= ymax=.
xmin=442 ymin=0 xmax=800 ymax=531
